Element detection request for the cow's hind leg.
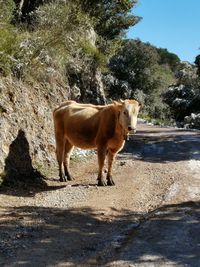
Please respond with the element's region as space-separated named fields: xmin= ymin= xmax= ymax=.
xmin=64 ymin=140 xmax=74 ymax=181
xmin=106 ymin=149 xmax=116 ymax=186
xmin=55 ymin=136 xmax=66 ymax=182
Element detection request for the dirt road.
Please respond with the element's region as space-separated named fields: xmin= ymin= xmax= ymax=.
xmin=0 ymin=123 xmax=200 ymax=266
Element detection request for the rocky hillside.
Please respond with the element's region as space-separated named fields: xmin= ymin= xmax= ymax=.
xmin=0 ymin=76 xmax=70 ymax=182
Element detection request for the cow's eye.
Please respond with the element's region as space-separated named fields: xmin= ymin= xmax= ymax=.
xmin=123 ymin=111 xmax=128 ymax=116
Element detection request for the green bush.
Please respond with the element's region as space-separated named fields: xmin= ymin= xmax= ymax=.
xmin=0 ymin=26 xmax=20 ymax=76
xmin=0 ymin=0 xmax=15 ymax=24
xmin=81 ymin=40 xmax=108 ymax=70
xmin=0 ymin=0 xmax=98 ymax=81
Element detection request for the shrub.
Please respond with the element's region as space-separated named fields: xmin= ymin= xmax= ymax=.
xmin=0 ymin=26 xmax=20 ymax=76
xmin=163 ymin=84 xmax=200 ymax=128
xmin=0 ymin=0 xmax=15 ymax=24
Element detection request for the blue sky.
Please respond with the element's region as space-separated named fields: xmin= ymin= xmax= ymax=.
xmin=127 ymin=0 xmax=200 ymax=63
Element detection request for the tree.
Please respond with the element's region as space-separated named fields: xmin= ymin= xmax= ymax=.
xmin=157 ymin=48 xmax=180 ymax=72
xmin=108 ymin=39 xmax=160 ymax=96
xmin=194 ymin=54 xmax=200 ymax=77
xmin=78 ymin=0 xmax=141 ymax=40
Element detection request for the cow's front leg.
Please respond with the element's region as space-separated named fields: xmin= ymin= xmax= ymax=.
xmin=97 ymin=146 xmax=107 ymax=186
xmin=107 ymin=149 xmax=116 ymax=186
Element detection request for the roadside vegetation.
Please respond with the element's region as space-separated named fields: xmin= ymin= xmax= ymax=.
xmin=0 ymin=0 xmax=200 ymax=128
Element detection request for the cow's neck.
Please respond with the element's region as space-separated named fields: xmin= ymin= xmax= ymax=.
xmin=116 ymin=122 xmax=128 ymax=141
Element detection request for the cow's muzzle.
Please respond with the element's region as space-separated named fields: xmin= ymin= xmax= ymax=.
xmin=128 ymin=126 xmax=137 ymax=133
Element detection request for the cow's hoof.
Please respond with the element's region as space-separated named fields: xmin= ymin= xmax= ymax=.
xmin=107 ymin=181 xmax=115 ymax=186
xmin=107 ymin=179 xmax=115 ymax=186
xmin=59 ymin=178 xmax=66 ymax=182
xmin=107 ymin=175 xmax=115 ymax=186
xmin=67 ymin=175 xmax=74 ymax=181
xmin=65 ymin=170 xmax=74 ymax=181
xmin=97 ymin=180 xmax=107 ymax=186
xmin=59 ymin=175 xmax=67 ymax=182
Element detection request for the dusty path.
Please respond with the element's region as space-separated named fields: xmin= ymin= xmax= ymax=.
xmin=0 ymin=123 xmax=200 ymax=266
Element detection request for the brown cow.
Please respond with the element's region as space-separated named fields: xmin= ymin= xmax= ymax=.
xmin=53 ymin=99 xmax=140 ymax=186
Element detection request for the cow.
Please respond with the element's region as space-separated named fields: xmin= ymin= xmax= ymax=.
xmin=53 ymin=99 xmax=141 ymax=186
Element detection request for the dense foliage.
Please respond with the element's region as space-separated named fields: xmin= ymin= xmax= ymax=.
xmin=108 ymin=39 xmax=160 ymax=95
xmin=157 ymin=48 xmax=180 ymax=72
xmin=194 ymin=54 xmax=200 ymax=77
xmin=0 ymin=0 xmax=139 ymax=77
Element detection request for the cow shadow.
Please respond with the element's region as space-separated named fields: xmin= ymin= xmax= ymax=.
xmin=0 ymin=201 xmax=200 ymax=266
xmin=120 ymin=127 xmax=200 ymax=163
xmin=0 ymin=129 xmax=65 ymax=197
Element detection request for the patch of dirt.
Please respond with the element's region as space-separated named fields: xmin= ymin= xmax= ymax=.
xmin=0 ymin=123 xmax=200 ymax=266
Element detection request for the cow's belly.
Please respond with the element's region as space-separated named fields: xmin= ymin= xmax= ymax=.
xmin=65 ymin=133 xmax=97 ymax=149
xmin=64 ymin=117 xmax=99 ymax=149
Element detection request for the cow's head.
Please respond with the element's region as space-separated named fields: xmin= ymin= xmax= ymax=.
xmin=116 ymin=99 xmax=141 ymax=134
